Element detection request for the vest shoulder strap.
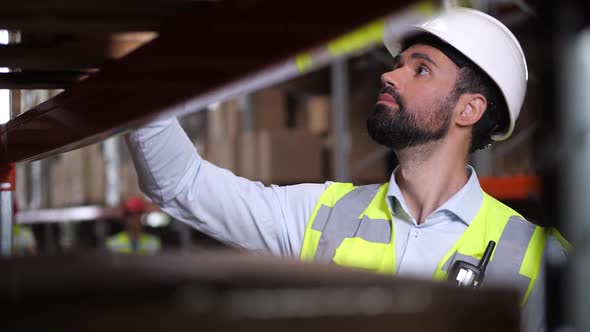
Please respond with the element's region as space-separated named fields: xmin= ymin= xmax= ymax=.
xmin=300 ymin=182 xmax=356 ymax=261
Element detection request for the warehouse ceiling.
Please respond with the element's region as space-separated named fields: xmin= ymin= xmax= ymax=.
xmin=0 ymin=0 xmax=215 ymax=89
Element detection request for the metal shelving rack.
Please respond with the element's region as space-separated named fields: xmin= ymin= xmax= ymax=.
xmin=2 ymin=1 xmax=434 ymax=235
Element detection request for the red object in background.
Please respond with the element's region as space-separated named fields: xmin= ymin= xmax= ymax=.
xmin=123 ymin=196 xmax=147 ymax=213
xmin=479 ymin=175 xmax=540 ymax=200
xmin=0 ymin=163 xmax=15 ymax=191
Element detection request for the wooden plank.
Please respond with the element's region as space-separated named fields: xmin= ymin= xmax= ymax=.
xmin=0 ymin=32 xmax=157 ymax=70
xmin=0 ymin=0 xmax=210 ymax=32
xmin=0 ymin=18 xmax=160 ymax=33
xmin=0 ymin=71 xmax=89 ymax=89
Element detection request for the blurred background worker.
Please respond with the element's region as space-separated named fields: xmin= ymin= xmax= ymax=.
xmin=105 ymin=196 xmax=161 ymax=255
xmin=12 ymin=200 xmax=37 ymax=256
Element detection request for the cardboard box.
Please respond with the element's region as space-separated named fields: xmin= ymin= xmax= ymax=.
xmin=237 ymin=134 xmax=258 ymax=180
xmin=49 ymin=144 xmax=106 ymax=207
xmin=207 ymin=99 xmax=242 ymax=140
xmin=63 ymin=148 xmax=86 ymax=206
xmin=120 ymin=161 xmax=143 ymax=199
xmin=49 ymin=156 xmax=66 ymax=208
xmin=83 ymin=143 xmax=105 ymax=204
xmin=205 ymin=136 xmax=239 ymax=174
xmin=349 ymin=130 xmax=390 ymax=184
xmin=297 ymin=95 xmax=331 ymax=135
xmin=252 ymin=88 xmax=286 ymax=131
xmin=15 ymin=164 xmax=28 ymax=210
xmin=349 ymin=94 xmax=374 ymax=131
xmin=324 ymin=130 xmax=390 ymax=185
xmin=239 ymin=130 xmax=323 ymax=185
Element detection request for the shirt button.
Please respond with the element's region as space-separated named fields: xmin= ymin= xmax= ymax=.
xmin=413 ymin=229 xmax=420 ymax=237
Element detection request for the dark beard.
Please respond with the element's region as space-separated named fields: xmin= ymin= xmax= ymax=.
xmin=367 ymin=86 xmax=453 ymax=150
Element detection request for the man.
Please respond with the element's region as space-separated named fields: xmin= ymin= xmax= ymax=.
xmin=12 ymin=200 xmax=37 ymax=256
xmin=105 ymin=196 xmax=161 ymax=254
xmin=125 ymin=7 xmax=568 ymax=330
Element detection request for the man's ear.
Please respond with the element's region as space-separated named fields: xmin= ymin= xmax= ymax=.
xmin=456 ymin=94 xmax=487 ymax=126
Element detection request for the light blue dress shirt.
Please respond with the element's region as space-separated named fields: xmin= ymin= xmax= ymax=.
xmin=126 ymin=114 xmax=565 ymax=331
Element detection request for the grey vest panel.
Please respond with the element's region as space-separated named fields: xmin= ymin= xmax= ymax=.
xmin=441 ymin=215 xmax=536 ymax=296
xmin=312 ymin=184 xmax=388 ymax=261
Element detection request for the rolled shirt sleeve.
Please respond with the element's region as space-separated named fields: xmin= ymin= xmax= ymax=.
xmin=125 ymin=113 xmax=329 ymax=256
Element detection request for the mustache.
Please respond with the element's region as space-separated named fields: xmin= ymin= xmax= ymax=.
xmin=378 ymin=86 xmax=404 ymax=108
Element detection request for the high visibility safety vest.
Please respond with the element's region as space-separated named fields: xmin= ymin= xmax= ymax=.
xmin=105 ymin=232 xmax=161 ymax=255
xmin=300 ymin=183 xmax=571 ymax=306
xmin=13 ymin=225 xmax=36 ymax=256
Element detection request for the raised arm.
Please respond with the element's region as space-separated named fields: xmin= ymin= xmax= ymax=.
xmin=125 ymin=113 xmax=329 ymax=256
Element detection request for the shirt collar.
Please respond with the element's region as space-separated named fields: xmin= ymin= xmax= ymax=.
xmin=386 ymin=165 xmax=483 ymax=226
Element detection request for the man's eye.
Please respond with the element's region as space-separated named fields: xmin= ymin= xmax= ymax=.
xmin=417 ymin=66 xmax=430 ymax=76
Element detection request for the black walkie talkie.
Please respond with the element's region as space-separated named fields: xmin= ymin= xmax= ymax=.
xmin=448 ymin=241 xmax=496 ymax=288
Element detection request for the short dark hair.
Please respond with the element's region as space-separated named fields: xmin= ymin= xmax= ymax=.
xmin=402 ymin=33 xmax=509 ymax=152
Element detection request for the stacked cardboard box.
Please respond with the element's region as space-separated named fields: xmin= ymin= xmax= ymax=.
xmin=205 ymin=99 xmax=242 ymax=173
xmin=120 ymin=161 xmax=143 ymax=199
xmin=205 ymin=88 xmax=296 ymax=183
xmin=251 ymin=88 xmax=287 ymax=131
xmin=85 ymin=144 xmax=106 ymax=204
xmin=296 ymin=95 xmax=331 ymax=135
xmin=49 ymin=143 xmax=105 ymax=207
xmin=49 ymin=156 xmax=66 ymax=208
xmin=237 ymin=89 xmax=324 ymax=185
xmin=348 ymin=130 xmax=390 ymax=184
xmin=15 ymin=164 xmax=28 ymax=210
xmin=305 ymin=93 xmax=390 ymax=184
xmin=201 ymin=89 xmax=389 ymax=186
xmin=239 ymin=129 xmax=323 ymax=185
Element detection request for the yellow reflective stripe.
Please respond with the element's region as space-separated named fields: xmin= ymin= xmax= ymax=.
xmin=107 ymin=233 xmax=160 ymax=254
xmin=548 ymin=227 xmax=573 ymax=253
xmin=456 ymin=0 xmax=476 ymax=9
xmin=300 ymin=183 xmax=356 ymax=260
xmin=357 ymin=183 xmax=395 ymax=273
xmin=410 ymin=1 xmax=437 ymax=15
xmin=519 ymin=227 xmax=547 ymax=306
xmin=116 ymin=247 xmax=132 ymax=254
xmin=360 ymin=183 xmax=391 ymax=220
xmin=332 ymin=237 xmax=393 ymax=275
xmin=295 ymin=53 xmax=313 ymax=73
xmin=140 ymin=233 xmax=160 ymax=246
xmin=300 ymin=229 xmax=322 ymax=261
xmin=115 ymin=232 xmax=128 ymax=243
xmin=433 ymin=193 xmax=517 ymax=280
xmin=327 ymin=19 xmax=385 ymax=56
xmin=433 ymin=195 xmax=490 ymax=280
xmin=318 ymin=183 xmax=356 ymax=208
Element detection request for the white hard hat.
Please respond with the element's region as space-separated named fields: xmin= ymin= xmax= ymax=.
xmin=384 ymin=7 xmax=528 ymax=141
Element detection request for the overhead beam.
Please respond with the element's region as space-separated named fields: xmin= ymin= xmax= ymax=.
xmin=0 ymin=18 xmax=161 ymax=33
xmin=0 ymin=0 xmax=418 ymax=163
xmin=0 ymin=71 xmax=90 ymax=89
xmin=0 ymin=0 xmax=210 ymax=32
xmin=0 ymin=32 xmax=157 ymax=70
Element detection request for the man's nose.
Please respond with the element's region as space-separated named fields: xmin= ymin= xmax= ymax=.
xmin=380 ymin=69 xmax=401 ymax=90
